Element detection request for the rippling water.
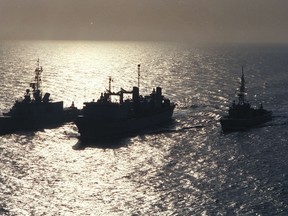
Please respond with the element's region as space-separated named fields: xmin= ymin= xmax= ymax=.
xmin=0 ymin=41 xmax=288 ymax=215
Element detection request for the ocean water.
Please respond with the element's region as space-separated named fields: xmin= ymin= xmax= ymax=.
xmin=0 ymin=41 xmax=288 ymax=215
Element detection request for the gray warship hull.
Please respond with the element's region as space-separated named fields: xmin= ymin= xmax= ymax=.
xmin=0 ymin=103 xmax=80 ymax=134
xmin=220 ymin=111 xmax=272 ymax=132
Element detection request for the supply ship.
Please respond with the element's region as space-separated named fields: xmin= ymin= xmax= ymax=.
xmin=75 ymin=65 xmax=175 ymax=139
xmin=220 ymin=67 xmax=272 ymax=132
xmin=0 ymin=60 xmax=80 ymax=134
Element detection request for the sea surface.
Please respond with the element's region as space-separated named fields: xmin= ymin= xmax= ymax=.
xmin=0 ymin=41 xmax=288 ymax=215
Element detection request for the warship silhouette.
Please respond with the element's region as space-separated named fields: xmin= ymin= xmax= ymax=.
xmin=75 ymin=65 xmax=175 ymax=139
xmin=0 ymin=60 xmax=80 ymax=134
xmin=220 ymin=67 xmax=272 ymax=132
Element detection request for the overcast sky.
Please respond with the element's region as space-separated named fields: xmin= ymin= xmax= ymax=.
xmin=1 ymin=0 xmax=288 ymax=43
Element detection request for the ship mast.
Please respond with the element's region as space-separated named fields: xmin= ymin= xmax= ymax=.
xmin=237 ymin=66 xmax=246 ymax=105
xmin=29 ymin=59 xmax=43 ymax=92
xmin=108 ymin=76 xmax=113 ymax=93
xmin=34 ymin=58 xmax=43 ymax=91
xmin=137 ymin=64 xmax=140 ymax=90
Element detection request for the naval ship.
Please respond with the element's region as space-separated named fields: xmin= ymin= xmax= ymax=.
xmin=220 ymin=67 xmax=272 ymax=132
xmin=75 ymin=65 xmax=175 ymax=139
xmin=0 ymin=60 xmax=80 ymax=134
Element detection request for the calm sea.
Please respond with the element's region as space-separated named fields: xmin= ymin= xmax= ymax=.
xmin=0 ymin=41 xmax=287 ymax=215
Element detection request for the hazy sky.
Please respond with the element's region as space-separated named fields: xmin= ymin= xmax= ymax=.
xmin=1 ymin=0 xmax=288 ymax=43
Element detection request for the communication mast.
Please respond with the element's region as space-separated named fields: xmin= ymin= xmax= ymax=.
xmin=137 ymin=64 xmax=140 ymax=90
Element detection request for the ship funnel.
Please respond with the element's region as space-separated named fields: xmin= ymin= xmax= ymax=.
xmin=43 ymin=93 xmax=50 ymax=103
xmin=156 ymin=87 xmax=162 ymax=96
xmin=133 ymin=86 xmax=140 ymax=104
